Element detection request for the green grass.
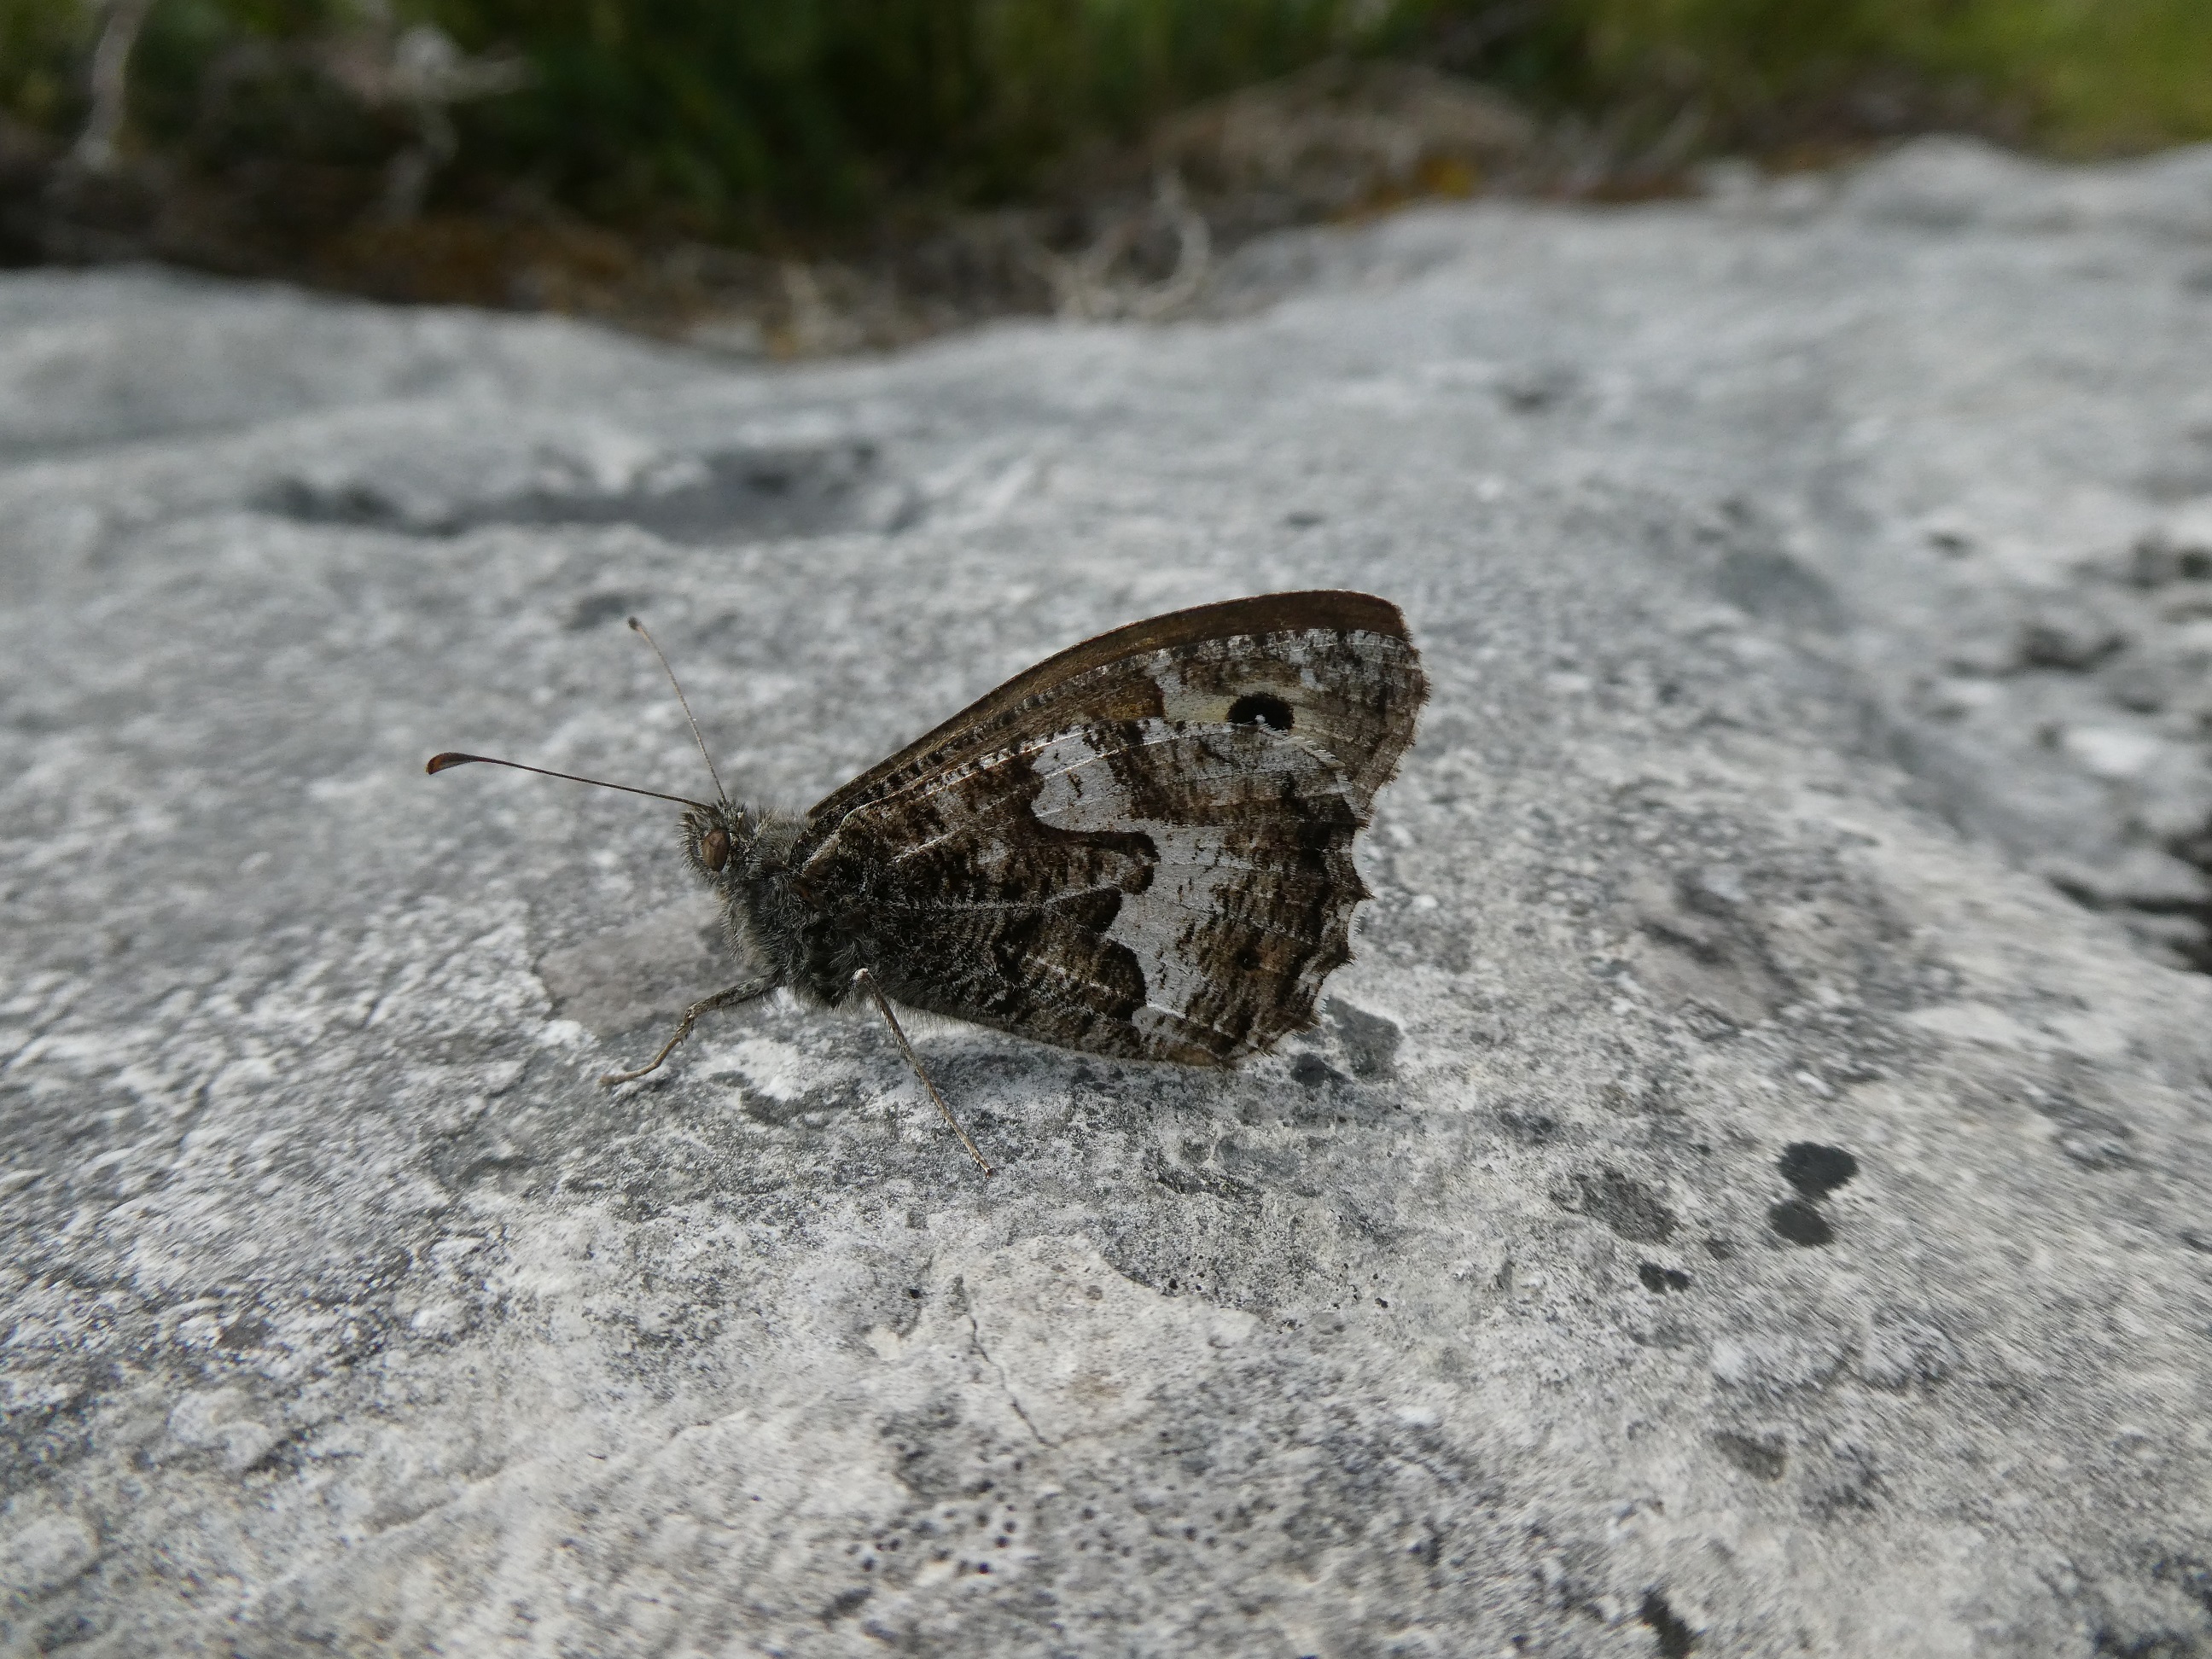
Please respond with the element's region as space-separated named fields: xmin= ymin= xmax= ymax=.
xmin=1572 ymin=0 xmax=2212 ymax=155
xmin=412 ymin=0 xmax=1411 ymax=230
xmin=0 ymin=0 xmax=94 ymax=131
xmin=3 ymin=0 xmax=2208 ymax=242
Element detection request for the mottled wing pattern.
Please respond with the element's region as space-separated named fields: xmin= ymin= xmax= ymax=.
xmin=794 ymin=592 xmax=1426 ymax=1065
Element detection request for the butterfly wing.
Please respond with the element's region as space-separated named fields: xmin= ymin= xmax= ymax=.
xmin=793 ymin=591 xmax=1427 ymax=1064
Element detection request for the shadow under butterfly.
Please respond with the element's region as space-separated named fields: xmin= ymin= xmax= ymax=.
xmin=428 ymin=591 xmax=1428 ymax=1174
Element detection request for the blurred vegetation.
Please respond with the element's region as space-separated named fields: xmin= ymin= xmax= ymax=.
xmin=425 ymin=0 xmax=1403 ymax=230
xmin=4 ymin=0 xmax=2209 ymax=230
xmin=1573 ymin=0 xmax=2212 ymax=155
xmin=0 ymin=0 xmax=2205 ymax=329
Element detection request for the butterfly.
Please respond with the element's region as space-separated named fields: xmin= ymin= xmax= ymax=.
xmin=429 ymin=590 xmax=1427 ymax=1173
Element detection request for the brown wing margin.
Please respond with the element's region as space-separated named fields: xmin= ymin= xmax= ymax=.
xmin=807 ymin=591 xmax=1413 ymax=825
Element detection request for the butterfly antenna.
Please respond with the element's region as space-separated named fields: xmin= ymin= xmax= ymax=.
xmin=425 ymin=753 xmax=713 ymax=812
xmin=627 ymin=616 xmax=727 ymax=805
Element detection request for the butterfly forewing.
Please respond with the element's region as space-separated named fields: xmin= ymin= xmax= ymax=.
xmin=809 ymin=591 xmax=1419 ymax=822
xmin=795 ymin=592 xmax=1426 ymax=1064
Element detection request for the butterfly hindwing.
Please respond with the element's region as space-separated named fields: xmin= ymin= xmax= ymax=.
xmin=793 ymin=592 xmax=1426 ymax=1063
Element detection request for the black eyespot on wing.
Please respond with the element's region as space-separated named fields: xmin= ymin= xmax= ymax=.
xmin=1227 ymin=692 xmax=1294 ymax=731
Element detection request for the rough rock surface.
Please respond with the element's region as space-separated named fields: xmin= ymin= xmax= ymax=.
xmin=3 ymin=138 xmax=2212 ymax=1656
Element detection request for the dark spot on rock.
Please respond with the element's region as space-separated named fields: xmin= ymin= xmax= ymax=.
xmin=1812 ymin=1481 xmax=1881 ymax=1520
xmin=1324 ymin=998 xmax=1401 ymax=1078
xmin=2151 ymin=1555 xmax=2212 ymax=1621
xmin=823 ymin=1586 xmax=872 ymax=1622
xmin=1154 ymin=1162 xmax=1261 ymax=1208
xmin=567 ymin=591 xmax=649 ymax=632
xmin=34 ymin=1614 xmax=100 ymax=1652
xmin=1499 ymin=1109 xmax=1557 ymax=1143
xmin=2090 ymin=1627 xmax=2197 ymax=1659
xmin=2132 ymin=529 xmax=2212 ymax=586
xmin=1767 ymin=1198 xmax=1834 ymax=1246
xmin=1714 ymin=544 xmax=1841 ymax=632
xmin=2054 ymin=1109 xmax=2135 ymax=1170
xmin=2181 ymin=1230 xmax=2212 ymax=1255
xmin=738 ymin=1089 xmax=815 ymax=1128
xmin=1228 ymin=692 xmax=1294 ymax=731
xmin=1679 ymin=1003 xmax=1749 ymax=1042
xmin=1602 ymin=1075 xmax=1668 ymax=1113
xmin=1291 ymin=1054 xmax=1345 ymax=1088
xmin=2104 ymin=663 xmax=2168 ymax=714
xmin=1557 ymin=1170 xmax=1677 ymax=1244
xmin=1284 ymin=510 xmax=1324 ymax=528
xmin=1778 ymin=1142 xmax=1858 ymax=1199
xmin=1639 ymin=1589 xmax=1697 ymax=1657
xmin=1680 ymin=865 xmax=1747 ymax=916
xmin=254 ymin=475 xmax=404 ymax=528
xmin=1703 ymin=1237 xmax=1736 ymax=1260
xmin=1711 ymin=1431 xmax=1787 ymax=1480
xmin=1638 ymin=1262 xmax=1691 ymax=1294
xmin=262 ymin=442 xmax=889 ymax=544
xmin=2018 ymin=611 xmax=2125 ymax=671
xmin=1499 ymin=363 xmax=1579 ymax=412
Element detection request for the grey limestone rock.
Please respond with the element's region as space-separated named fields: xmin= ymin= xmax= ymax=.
xmin=3 ymin=139 xmax=2211 ymax=1655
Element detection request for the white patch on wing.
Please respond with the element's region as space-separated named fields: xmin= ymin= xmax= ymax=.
xmin=1023 ymin=719 xmax=1347 ymax=1049
xmin=1117 ymin=823 xmax=1255 ymax=1052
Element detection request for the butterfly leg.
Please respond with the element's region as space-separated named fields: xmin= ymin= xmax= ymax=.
xmin=852 ymin=968 xmax=994 ymax=1177
xmin=599 ymin=975 xmax=777 ymax=1086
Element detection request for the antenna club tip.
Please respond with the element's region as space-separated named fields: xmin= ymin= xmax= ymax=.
xmin=426 ymin=752 xmax=474 ymax=774
xmin=626 ymin=615 xmax=644 ymax=632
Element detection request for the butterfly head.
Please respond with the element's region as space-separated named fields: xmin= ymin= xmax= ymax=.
xmin=680 ymin=800 xmax=756 ymax=885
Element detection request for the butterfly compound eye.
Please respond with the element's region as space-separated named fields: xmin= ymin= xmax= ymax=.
xmin=701 ymin=825 xmax=731 ymax=872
